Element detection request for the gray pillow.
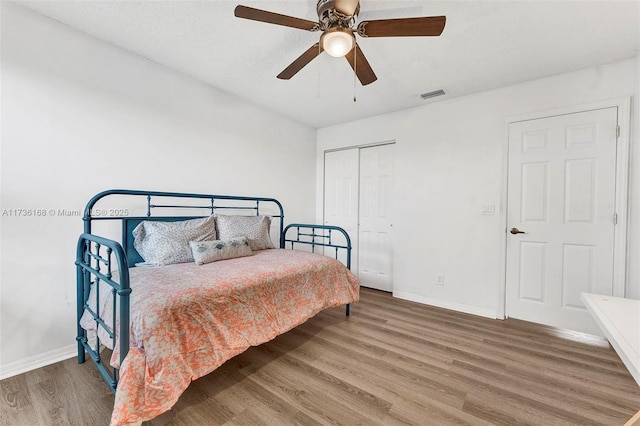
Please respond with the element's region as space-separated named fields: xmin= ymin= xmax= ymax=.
xmin=132 ymin=216 xmax=217 ymax=265
xmin=189 ymin=237 xmax=252 ymax=265
xmin=215 ymin=215 xmax=275 ymax=251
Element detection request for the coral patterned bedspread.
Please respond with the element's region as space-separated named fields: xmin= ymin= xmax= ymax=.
xmin=109 ymin=248 xmax=359 ymax=425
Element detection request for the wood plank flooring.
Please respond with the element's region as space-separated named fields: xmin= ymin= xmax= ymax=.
xmin=2 ymin=288 xmax=639 ymax=425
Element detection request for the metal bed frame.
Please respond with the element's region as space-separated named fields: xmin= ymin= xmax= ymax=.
xmin=76 ymin=189 xmax=353 ymax=393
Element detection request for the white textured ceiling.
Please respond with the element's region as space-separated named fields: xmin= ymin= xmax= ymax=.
xmin=17 ymin=0 xmax=640 ymax=128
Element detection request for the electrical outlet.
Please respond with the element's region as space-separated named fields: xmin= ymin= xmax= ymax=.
xmin=435 ymin=274 xmax=445 ymax=286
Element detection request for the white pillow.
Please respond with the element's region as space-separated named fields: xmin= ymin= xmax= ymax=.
xmin=189 ymin=237 xmax=252 ymax=265
xmin=215 ymin=215 xmax=275 ymax=251
xmin=132 ymin=216 xmax=217 ymax=265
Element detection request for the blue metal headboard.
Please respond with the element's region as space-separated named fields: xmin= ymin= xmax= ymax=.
xmin=83 ymin=189 xmax=285 ymax=267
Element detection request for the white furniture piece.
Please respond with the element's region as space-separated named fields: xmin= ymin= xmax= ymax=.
xmin=582 ymin=293 xmax=640 ymax=387
xmin=582 ymin=293 xmax=640 ymax=426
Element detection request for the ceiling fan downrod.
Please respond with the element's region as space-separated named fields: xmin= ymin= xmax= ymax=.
xmin=317 ymin=0 xmax=359 ymax=30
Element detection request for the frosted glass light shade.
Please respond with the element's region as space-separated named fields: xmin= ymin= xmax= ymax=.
xmin=322 ymin=29 xmax=355 ymax=57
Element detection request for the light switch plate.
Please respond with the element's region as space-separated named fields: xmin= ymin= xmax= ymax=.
xmin=481 ymin=204 xmax=495 ymax=215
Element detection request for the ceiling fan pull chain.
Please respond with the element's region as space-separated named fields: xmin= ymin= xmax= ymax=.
xmin=318 ymin=43 xmax=322 ymax=100
xmin=353 ymin=47 xmax=357 ymax=102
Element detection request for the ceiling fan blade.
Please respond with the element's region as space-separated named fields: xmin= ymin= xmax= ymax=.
xmin=234 ymin=5 xmax=319 ymax=31
xmin=345 ymin=44 xmax=377 ymax=86
xmin=357 ymin=16 xmax=446 ymax=37
xmin=277 ymin=44 xmax=323 ymax=80
xmin=334 ymin=0 xmax=360 ymax=17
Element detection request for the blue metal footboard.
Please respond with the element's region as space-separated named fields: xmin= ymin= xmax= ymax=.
xmin=76 ymin=234 xmax=130 ymax=392
xmin=76 ymin=189 xmax=355 ymax=393
xmin=283 ymin=223 xmax=353 ymax=316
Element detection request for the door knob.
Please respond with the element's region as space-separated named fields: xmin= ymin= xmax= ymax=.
xmin=510 ymin=227 xmax=526 ymax=235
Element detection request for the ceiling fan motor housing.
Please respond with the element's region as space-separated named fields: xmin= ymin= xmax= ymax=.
xmin=317 ymin=0 xmax=359 ymax=30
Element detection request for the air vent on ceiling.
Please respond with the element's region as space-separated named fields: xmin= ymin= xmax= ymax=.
xmin=420 ymin=89 xmax=447 ymax=100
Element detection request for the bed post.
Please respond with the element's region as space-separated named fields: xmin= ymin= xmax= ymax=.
xmin=75 ymin=250 xmax=86 ymax=364
xmin=276 ymin=200 xmax=285 ymax=249
xmin=345 ymin=229 xmax=352 ymax=317
xmin=76 ymin=205 xmax=94 ymax=363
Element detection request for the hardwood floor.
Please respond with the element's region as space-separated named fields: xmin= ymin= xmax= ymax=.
xmin=2 ymin=288 xmax=639 ymax=425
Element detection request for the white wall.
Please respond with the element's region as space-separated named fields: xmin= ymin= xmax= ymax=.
xmin=0 ymin=3 xmax=316 ymax=377
xmin=317 ymin=58 xmax=638 ymax=317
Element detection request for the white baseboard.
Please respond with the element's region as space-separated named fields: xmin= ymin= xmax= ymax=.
xmin=393 ymin=291 xmax=498 ymax=320
xmin=0 ymin=343 xmax=77 ymax=380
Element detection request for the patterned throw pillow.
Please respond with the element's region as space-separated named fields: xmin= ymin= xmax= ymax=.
xmin=189 ymin=237 xmax=253 ymax=265
xmin=215 ymin=215 xmax=275 ymax=251
xmin=132 ymin=216 xmax=217 ymax=265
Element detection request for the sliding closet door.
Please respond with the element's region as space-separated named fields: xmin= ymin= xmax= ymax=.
xmin=358 ymin=144 xmax=393 ymax=291
xmin=324 ymin=144 xmax=394 ymax=292
xmin=324 ymin=149 xmax=360 ymax=273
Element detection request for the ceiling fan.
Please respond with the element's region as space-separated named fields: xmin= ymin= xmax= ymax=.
xmin=234 ymin=0 xmax=446 ymax=86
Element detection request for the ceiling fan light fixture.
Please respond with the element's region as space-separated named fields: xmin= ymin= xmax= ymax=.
xmin=321 ymin=28 xmax=355 ymax=57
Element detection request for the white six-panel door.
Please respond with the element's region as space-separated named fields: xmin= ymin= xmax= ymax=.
xmin=506 ymin=107 xmax=618 ymax=334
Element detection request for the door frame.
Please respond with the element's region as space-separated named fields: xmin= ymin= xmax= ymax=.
xmin=498 ymin=98 xmax=631 ymax=320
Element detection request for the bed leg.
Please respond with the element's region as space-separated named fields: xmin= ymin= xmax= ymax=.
xmin=77 ymin=337 xmax=85 ymax=364
xmin=76 ymin=260 xmax=86 ymax=364
xmin=345 ymin=304 xmax=350 ymax=316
